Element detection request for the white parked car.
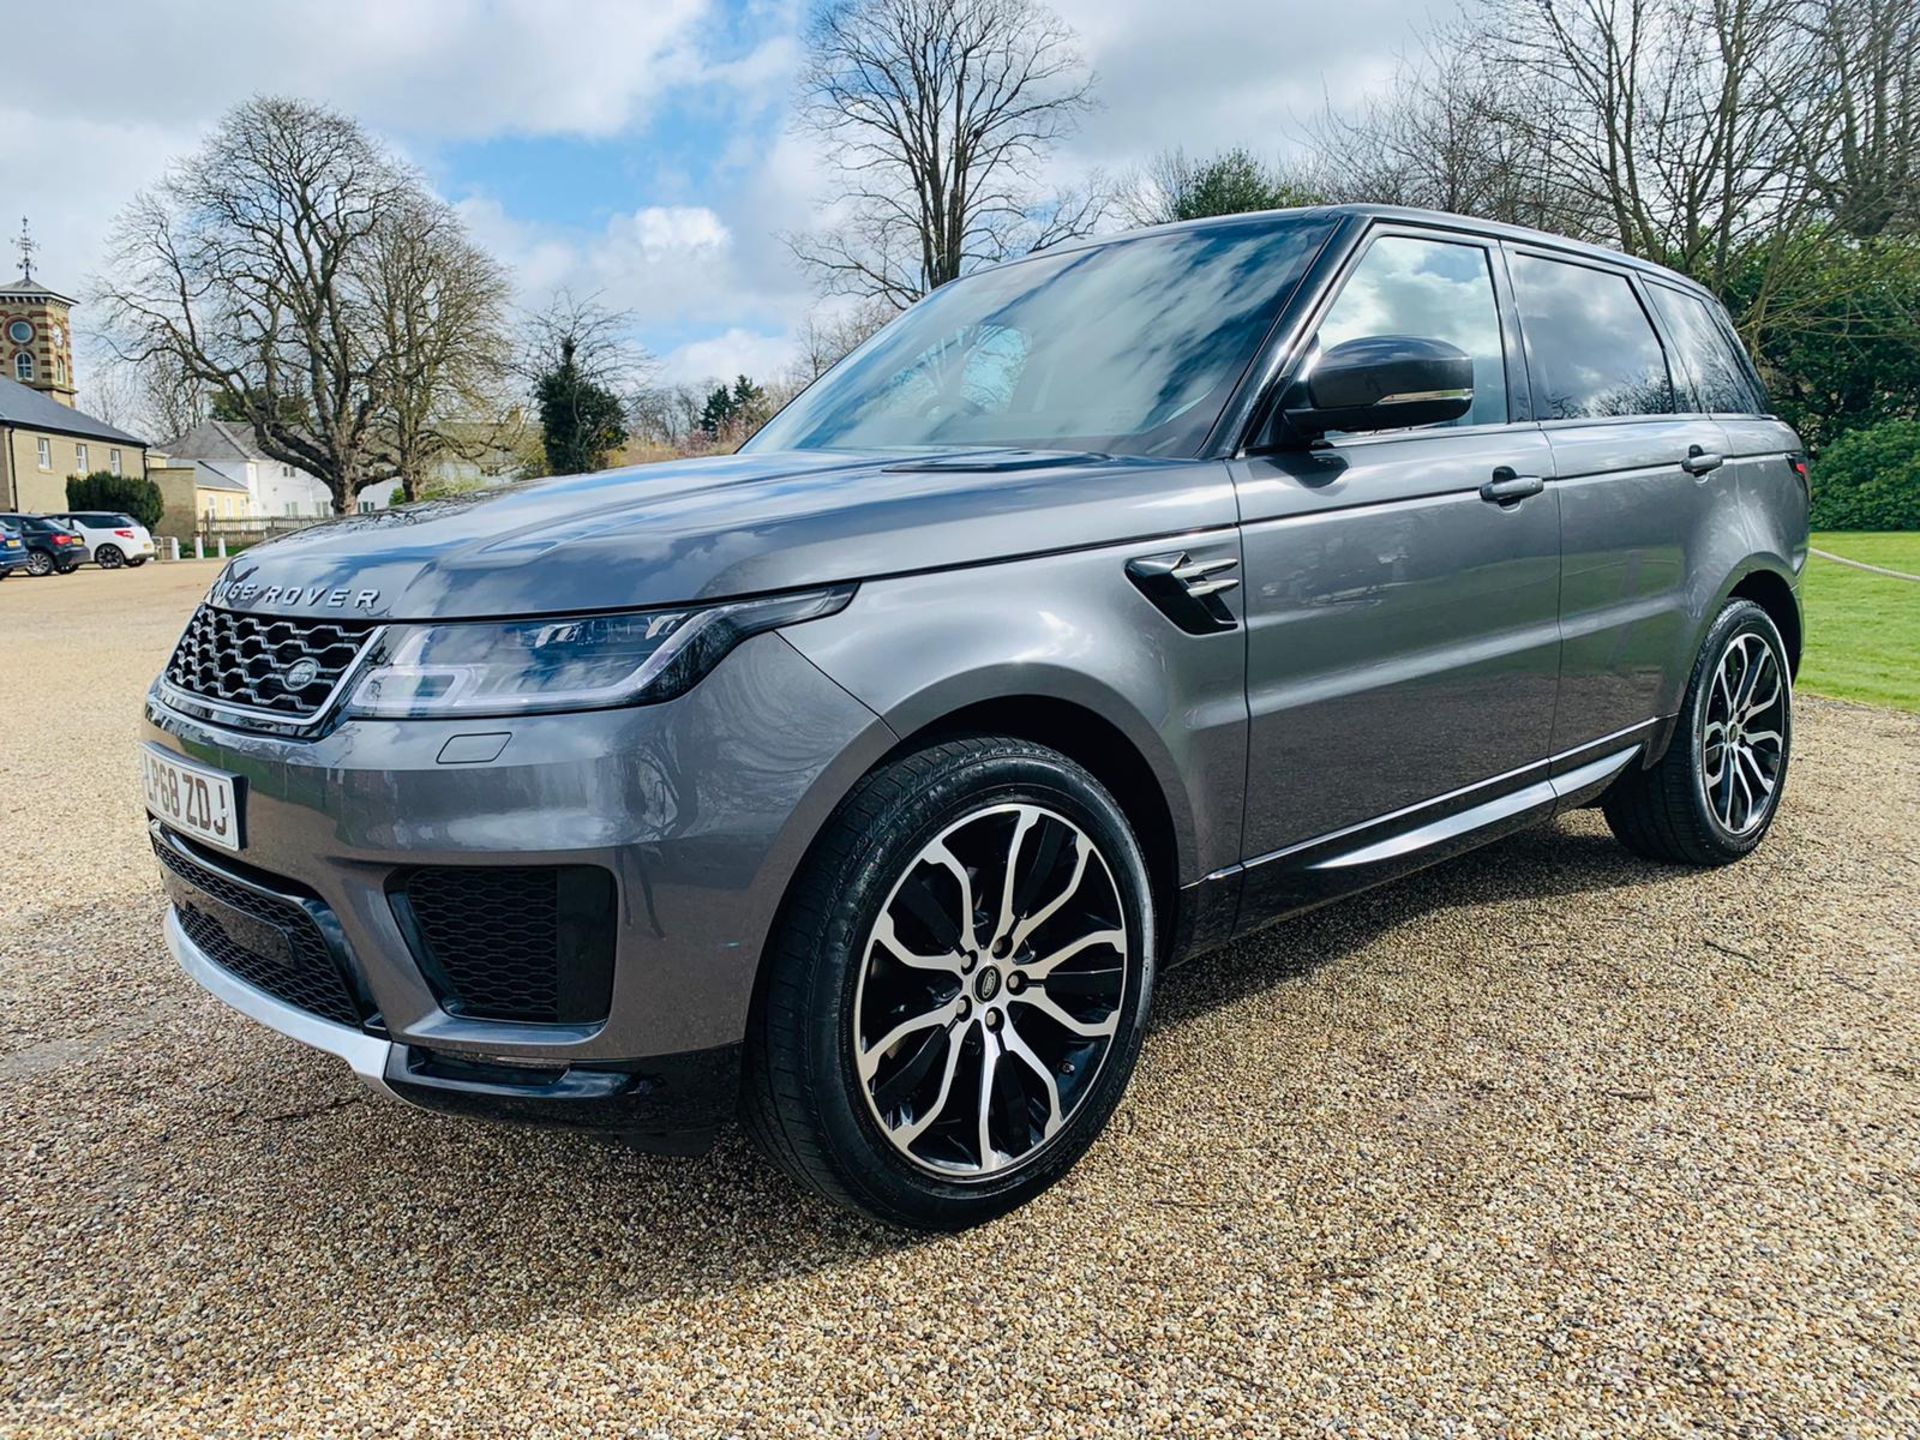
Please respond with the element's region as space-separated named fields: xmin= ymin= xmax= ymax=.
xmin=48 ymin=511 xmax=157 ymax=569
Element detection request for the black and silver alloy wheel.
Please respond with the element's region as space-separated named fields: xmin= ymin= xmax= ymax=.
xmin=95 ymin=544 xmax=125 ymax=569
xmin=744 ymin=735 xmax=1154 ymax=1230
xmin=853 ymin=803 xmax=1127 ymax=1179
xmin=1604 ymin=597 xmax=1793 ymax=865
xmin=1698 ymin=631 xmax=1786 ymax=836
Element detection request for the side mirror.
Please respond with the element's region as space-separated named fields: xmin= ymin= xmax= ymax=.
xmin=1278 ymin=335 xmax=1475 ymax=441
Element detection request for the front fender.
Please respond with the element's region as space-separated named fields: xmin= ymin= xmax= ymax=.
xmin=782 ymin=536 xmax=1250 ymax=886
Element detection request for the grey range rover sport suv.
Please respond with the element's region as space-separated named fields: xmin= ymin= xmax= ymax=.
xmin=143 ymin=205 xmax=1808 ymax=1229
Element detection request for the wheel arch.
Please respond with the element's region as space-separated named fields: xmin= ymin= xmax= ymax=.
xmin=1646 ymin=557 xmax=1803 ymax=767
xmin=1725 ymin=565 xmax=1802 ymax=677
xmin=897 ymin=693 xmax=1184 ymax=942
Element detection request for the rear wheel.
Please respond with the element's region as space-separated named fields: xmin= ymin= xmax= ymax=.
xmin=24 ymin=550 xmax=52 ymax=577
xmin=743 ymin=735 xmax=1155 ymax=1230
xmin=95 ymin=544 xmax=125 ymax=569
xmin=1603 ymin=599 xmax=1791 ymax=865
xmin=126 ymin=556 xmax=148 ymax=568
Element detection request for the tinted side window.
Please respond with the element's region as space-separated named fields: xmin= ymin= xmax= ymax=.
xmin=1511 ymin=254 xmax=1673 ymax=419
xmin=1647 ymin=284 xmax=1752 ymax=413
xmin=1316 ymin=235 xmax=1508 ymax=428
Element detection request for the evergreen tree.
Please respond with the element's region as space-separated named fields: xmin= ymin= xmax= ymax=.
xmin=534 ymin=336 xmax=628 ymax=474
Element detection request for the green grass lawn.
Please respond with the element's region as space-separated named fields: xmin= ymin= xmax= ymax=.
xmin=1799 ymin=531 xmax=1920 ymax=712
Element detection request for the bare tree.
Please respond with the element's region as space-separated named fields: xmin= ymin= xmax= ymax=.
xmin=789 ymin=299 xmax=895 ymax=382
xmin=143 ymin=351 xmax=208 ymax=441
xmin=1307 ymin=38 xmax=1603 ymax=238
xmin=792 ymin=0 xmax=1103 ymax=306
xmin=97 ymin=96 xmax=507 ymax=514
xmin=365 ymin=195 xmax=513 ymax=501
xmin=1793 ymin=0 xmax=1920 ymax=239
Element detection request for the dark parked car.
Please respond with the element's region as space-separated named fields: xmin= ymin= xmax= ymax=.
xmin=0 ymin=514 xmax=88 ymax=575
xmin=0 ymin=520 xmax=30 ymax=580
xmin=141 ymin=206 xmax=1807 ymax=1228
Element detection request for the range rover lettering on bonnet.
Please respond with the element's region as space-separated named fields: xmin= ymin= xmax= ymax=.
xmin=209 ymin=581 xmax=382 ymax=612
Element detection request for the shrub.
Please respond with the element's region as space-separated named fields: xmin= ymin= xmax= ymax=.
xmin=65 ymin=470 xmax=166 ymax=530
xmin=1809 ymin=420 xmax=1920 ymax=531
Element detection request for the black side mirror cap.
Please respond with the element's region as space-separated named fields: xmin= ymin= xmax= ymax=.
xmin=1264 ymin=335 xmax=1476 ymax=444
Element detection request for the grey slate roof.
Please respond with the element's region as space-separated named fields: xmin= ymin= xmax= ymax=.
xmin=0 ymin=375 xmax=146 ymax=446
xmin=191 ymin=462 xmax=251 ymax=492
xmin=152 ymin=419 xmax=271 ymax=462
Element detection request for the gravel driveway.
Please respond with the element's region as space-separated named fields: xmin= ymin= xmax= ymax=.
xmin=2 ymin=564 xmax=1916 ymax=1437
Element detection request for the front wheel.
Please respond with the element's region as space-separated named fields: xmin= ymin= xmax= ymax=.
xmin=743 ymin=736 xmax=1155 ymax=1230
xmin=1603 ymin=598 xmax=1792 ymax=865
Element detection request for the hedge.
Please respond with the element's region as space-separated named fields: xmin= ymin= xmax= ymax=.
xmin=1809 ymin=420 xmax=1920 ymax=532
xmin=65 ymin=470 xmax=165 ymax=530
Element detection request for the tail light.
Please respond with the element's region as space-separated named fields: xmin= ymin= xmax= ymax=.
xmin=115 ymin=528 xmax=136 ymax=538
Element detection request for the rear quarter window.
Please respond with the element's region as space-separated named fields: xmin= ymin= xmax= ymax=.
xmin=1511 ymin=253 xmax=1675 ymax=420
xmin=1647 ymin=284 xmax=1754 ymax=413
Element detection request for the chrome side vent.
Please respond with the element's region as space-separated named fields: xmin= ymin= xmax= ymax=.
xmin=1125 ymin=550 xmax=1242 ymax=634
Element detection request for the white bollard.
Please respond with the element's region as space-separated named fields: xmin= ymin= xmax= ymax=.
xmin=194 ymin=536 xmax=204 ymax=560
xmin=216 ymin=536 xmax=227 ymax=559
xmin=167 ymin=536 xmax=180 ymax=562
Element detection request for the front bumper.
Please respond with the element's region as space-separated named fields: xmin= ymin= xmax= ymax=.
xmin=146 ymin=629 xmax=895 ymax=1137
xmin=166 ymin=906 xmax=742 ymax=1149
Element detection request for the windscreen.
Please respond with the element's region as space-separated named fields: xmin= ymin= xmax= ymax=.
xmin=748 ymin=215 xmax=1333 ymax=458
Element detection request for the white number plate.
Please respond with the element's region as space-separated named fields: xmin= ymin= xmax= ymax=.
xmin=143 ymin=746 xmax=243 ymax=852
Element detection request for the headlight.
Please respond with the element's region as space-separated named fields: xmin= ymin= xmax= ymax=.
xmin=343 ymin=585 xmax=854 ymax=719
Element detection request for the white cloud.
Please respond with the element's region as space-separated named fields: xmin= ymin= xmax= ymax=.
xmin=662 ymin=328 xmax=800 ymax=385
xmin=4 ymin=0 xmax=716 ymax=141
xmin=458 ymin=196 xmax=812 ymax=339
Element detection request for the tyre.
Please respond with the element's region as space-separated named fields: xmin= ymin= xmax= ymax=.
xmin=126 ymin=556 xmax=148 ymax=568
xmin=1603 ymin=598 xmax=1792 ymax=865
xmin=743 ymin=735 xmax=1156 ymax=1230
xmin=95 ymin=544 xmax=125 ymax=569
xmin=24 ymin=550 xmax=53 ymax=577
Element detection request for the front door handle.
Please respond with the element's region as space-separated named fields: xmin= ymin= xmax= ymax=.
xmin=1480 ymin=469 xmax=1545 ymax=505
xmin=1681 ymin=445 xmax=1724 ymax=476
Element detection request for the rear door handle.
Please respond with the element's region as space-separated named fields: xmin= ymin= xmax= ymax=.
xmin=1681 ymin=445 xmax=1724 ymax=476
xmin=1480 ymin=469 xmax=1544 ymax=505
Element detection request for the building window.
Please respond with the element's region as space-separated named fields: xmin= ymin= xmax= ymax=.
xmin=281 ymin=464 xmax=294 ymax=478
xmin=284 ymin=502 xmax=298 ymax=517
xmin=75 ymin=443 xmax=89 ymax=472
xmin=37 ymin=437 xmax=52 ymax=469
xmin=109 ymin=449 xmax=122 ymax=476
xmin=358 ymin=499 xmax=376 ymax=513
xmin=5 ymin=319 xmax=31 ymax=344
xmin=54 ymin=357 xmax=66 ymax=385
xmin=13 ymin=352 xmax=32 ymax=382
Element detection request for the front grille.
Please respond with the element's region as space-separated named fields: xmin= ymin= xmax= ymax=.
xmin=153 ymin=835 xmax=365 ymax=1028
xmin=392 ymin=866 xmax=617 ymax=1025
xmin=164 ymin=605 xmax=375 ymax=719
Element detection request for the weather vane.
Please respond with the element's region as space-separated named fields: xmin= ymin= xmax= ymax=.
xmin=16 ymin=217 xmax=35 ymax=282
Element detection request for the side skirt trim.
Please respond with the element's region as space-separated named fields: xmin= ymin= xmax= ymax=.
xmin=1214 ymin=730 xmax=1652 ymax=941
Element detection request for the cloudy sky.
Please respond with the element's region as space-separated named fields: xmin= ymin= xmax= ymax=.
xmin=2 ymin=0 xmax=1427 ymax=398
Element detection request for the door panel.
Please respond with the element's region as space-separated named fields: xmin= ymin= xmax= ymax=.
xmin=1232 ymin=425 xmax=1561 ymax=865
xmin=1549 ymin=417 xmax=1731 ymax=752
